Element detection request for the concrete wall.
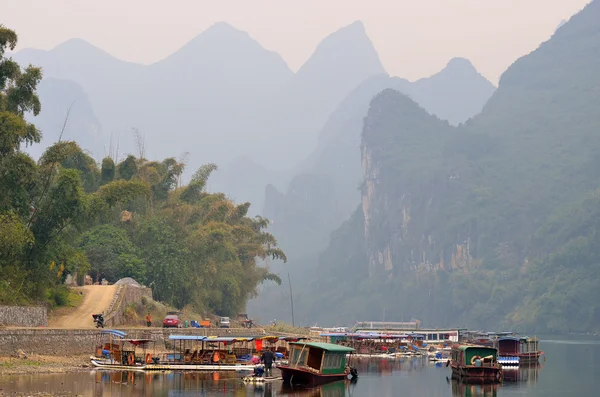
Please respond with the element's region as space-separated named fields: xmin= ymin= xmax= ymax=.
xmin=0 ymin=328 xmax=285 ymax=356
xmin=0 ymin=306 xmax=47 ymax=327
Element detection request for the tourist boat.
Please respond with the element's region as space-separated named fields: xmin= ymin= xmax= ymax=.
xmin=449 ymin=344 xmax=503 ymax=383
xmin=495 ymin=336 xmax=544 ymax=366
xmin=319 ymin=332 xmax=427 ymax=358
xmin=90 ymin=330 xmax=255 ymax=372
xmin=277 ymin=342 xmax=358 ymax=387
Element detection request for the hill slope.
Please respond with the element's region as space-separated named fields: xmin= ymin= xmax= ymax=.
xmin=287 ymin=0 xmax=600 ymax=332
xmin=251 ymin=60 xmax=496 ymax=323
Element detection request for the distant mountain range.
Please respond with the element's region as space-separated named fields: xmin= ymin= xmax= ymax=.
xmin=281 ymin=0 xmax=600 ymax=332
xmin=24 ymin=78 xmax=102 ymax=160
xmin=13 ymin=22 xmax=498 ymax=326
xmin=13 ymin=21 xmax=494 ymax=208
xmin=262 ymin=57 xmax=495 ymax=257
xmin=248 ymin=55 xmax=496 ymax=321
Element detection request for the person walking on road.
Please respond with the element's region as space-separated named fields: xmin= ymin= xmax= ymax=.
xmin=261 ymin=348 xmax=276 ymax=377
xmin=145 ymin=313 xmax=152 ymax=327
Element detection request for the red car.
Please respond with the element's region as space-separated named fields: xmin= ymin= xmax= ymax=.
xmin=163 ymin=314 xmax=182 ymax=328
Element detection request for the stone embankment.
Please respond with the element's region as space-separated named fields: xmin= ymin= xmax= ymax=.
xmin=104 ymin=283 xmax=153 ymax=327
xmin=0 ymin=305 xmax=47 ymax=327
xmin=0 ymin=327 xmax=281 ymax=356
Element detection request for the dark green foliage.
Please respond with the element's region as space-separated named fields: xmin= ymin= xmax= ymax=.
xmin=78 ymin=225 xmax=140 ymax=282
xmin=97 ymin=179 xmax=150 ymax=207
xmin=116 ymin=155 xmax=137 ymax=181
xmin=100 ymin=157 xmax=115 ymax=185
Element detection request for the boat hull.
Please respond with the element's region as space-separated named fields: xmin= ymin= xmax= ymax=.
xmin=518 ymin=351 xmax=543 ymax=365
xmin=278 ymin=366 xmax=348 ymax=387
xmin=90 ymin=358 xmax=254 ymax=372
xmin=451 ymin=364 xmax=502 ymax=383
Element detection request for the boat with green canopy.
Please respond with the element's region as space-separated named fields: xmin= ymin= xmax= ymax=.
xmin=277 ymin=342 xmax=358 ymax=387
xmin=449 ymin=344 xmax=503 ymax=383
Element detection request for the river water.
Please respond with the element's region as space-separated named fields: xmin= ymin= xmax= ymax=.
xmin=1 ymin=336 xmax=598 ymax=396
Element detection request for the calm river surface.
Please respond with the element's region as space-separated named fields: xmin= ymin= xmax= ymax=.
xmin=1 ymin=336 xmax=598 ymax=396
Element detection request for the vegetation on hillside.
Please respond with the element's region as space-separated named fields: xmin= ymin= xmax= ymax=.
xmin=299 ymin=1 xmax=600 ymax=334
xmin=0 ymin=25 xmax=285 ymax=315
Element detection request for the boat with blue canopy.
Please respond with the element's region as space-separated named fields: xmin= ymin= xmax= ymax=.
xmin=91 ymin=332 xmax=256 ymax=372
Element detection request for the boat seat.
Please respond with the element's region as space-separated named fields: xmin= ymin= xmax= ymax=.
xmin=197 ymin=351 xmax=211 ymax=364
xmin=225 ymin=354 xmax=237 ymax=364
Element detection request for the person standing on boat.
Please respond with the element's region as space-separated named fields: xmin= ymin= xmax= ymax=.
xmin=261 ymin=348 xmax=275 ymax=377
xmin=145 ymin=313 xmax=152 ymax=327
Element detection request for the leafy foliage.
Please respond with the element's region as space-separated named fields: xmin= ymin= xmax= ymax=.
xmin=0 ymin=26 xmax=285 ymax=315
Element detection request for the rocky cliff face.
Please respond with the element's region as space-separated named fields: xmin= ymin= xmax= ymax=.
xmin=360 ymin=89 xmax=463 ymax=277
xmin=301 ymin=1 xmax=600 ymax=332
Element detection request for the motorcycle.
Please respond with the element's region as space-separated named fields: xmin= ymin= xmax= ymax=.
xmin=92 ymin=313 xmax=105 ymax=328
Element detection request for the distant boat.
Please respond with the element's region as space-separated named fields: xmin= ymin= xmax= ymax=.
xmin=495 ymin=336 xmax=544 ymax=365
xmin=278 ymin=342 xmax=357 ymax=387
xmin=449 ymin=344 xmax=503 ymax=383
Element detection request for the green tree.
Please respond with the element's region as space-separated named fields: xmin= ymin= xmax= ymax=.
xmin=100 ymin=157 xmax=115 ymax=185
xmin=116 ymin=155 xmax=137 ymax=181
xmin=79 ymin=225 xmax=141 ymax=282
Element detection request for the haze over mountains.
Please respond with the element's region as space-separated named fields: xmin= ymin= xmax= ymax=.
xmin=268 ymin=0 xmax=600 ymax=333
xmin=7 ymin=0 xmax=596 ymax=334
xmin=13 ymin=21 xmax=495 ymax=210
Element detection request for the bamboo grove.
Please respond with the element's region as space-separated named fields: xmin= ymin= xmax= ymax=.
xmin=0 ymin=26 xmax=286 ymax=315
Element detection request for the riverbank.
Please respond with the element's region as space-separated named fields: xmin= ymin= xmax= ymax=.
xmin=0 ymin=327 xmax=275 ymax=356
xmin=0 ymin=354 xmax=90 ymax=375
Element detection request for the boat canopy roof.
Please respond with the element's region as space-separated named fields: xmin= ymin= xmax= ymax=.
xmin=497 ymin=336 xmax=523 ymax=342
xmin=320 ymin=332 xmax=411 ymax=339
xmin=168 ymin=335 xmax=207 ymax=341
xmin=257 ymin=336 xmax=279 ymax=341
xmin=205 ymin=337 xmax=240 ymax=343
xmin=168 ymin=335 xmax=259 ymax=342
xmin=454 ymin=344 xmax=497 ymax=353
xmin=100 ymin=329 xmax=126 ymax=338
xmin=289 ymin=341 xmax=355 ymax=353
xmin=279 ymin=336 xmax=307 ymax=341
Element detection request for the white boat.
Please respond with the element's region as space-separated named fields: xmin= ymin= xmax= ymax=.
xmin=90 ymin=357 xmax=254 ymax=372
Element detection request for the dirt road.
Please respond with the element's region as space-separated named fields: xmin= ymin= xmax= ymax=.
xmin=50 ymin=285 xmax=118 ymax=328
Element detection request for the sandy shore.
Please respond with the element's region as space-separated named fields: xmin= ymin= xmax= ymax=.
xmin=0 ymin=354 xmax=90 ymax=376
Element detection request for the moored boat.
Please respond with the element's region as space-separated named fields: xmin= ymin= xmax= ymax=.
xmin=517 ymin=337 xmax=544 ymax=365
xmin=449 ymin=344 xmax=503 ymax=383
xmin=278 ymin=342 xmax=358 ymax=387
xmin=90 ymin=330 xmax=255 ymax=372
xmin=495 ymin=335 xmax=544 ymax=366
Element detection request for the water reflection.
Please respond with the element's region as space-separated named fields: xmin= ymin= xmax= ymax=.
xmin=1 ymin=346 xmax=580 ymax=397
xmin=352 ymin=356 xmax=428 ymax=375
xmin=450 ymin=364 xmax=542 ymax=397
xmin=0 ymin=370 xmax=356 ymax=397
xmin=451 ymin=382 xmax=499 ymax=397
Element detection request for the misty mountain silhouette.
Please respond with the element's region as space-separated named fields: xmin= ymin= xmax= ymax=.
xmin=13 ymin=22 xmax=292 ymax=168
xmin=24 ymin=78 xmax=101 ymax=160
xmin=258 ymin=20 xmax=387 ymax=168
xmin=263 ymin=58 xmax=496 ymax=254
xmin=279 ymin=0 xmax=600 ymax=329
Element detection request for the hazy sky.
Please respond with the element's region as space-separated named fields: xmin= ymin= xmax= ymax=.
xmin=1 ymin=0 xmax=591 ymax=83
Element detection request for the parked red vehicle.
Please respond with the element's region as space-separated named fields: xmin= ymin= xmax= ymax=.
xmin=163 ymin=313 xmax=183 ymax=328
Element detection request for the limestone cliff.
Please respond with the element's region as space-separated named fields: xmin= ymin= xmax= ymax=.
xmin=360 ymin=89 xmax=466 ymax=277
